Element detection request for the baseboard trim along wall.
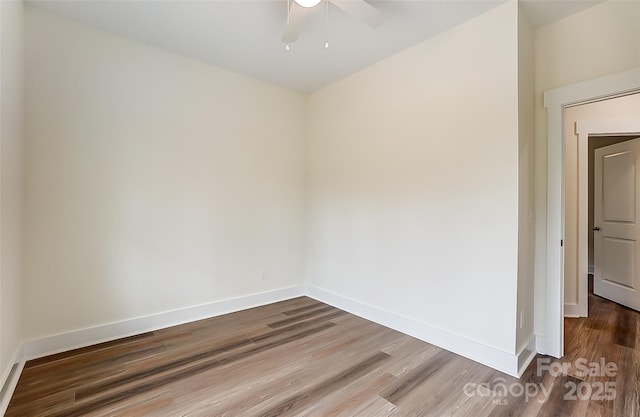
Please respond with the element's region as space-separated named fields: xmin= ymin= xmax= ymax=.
xmin=20 ymin=284 xmax=535 ymax=387
xmin=23 ymin=286 xmax=306 ymax=360
xmin=0 ymin=343 xmax=26 ymax=416
xmin=517 ymin=336 xmax=537 ymax=377
xmin=305 ymin=285 xmax=526 ymax=377
xmin=564 ymin=302 xmax=581 ymax=318
xmin=535 ymin=334 xmax=553 ymax=357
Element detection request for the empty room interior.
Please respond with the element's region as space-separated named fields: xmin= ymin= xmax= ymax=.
xmin=1 ymin=0 xmax=640 ymax=415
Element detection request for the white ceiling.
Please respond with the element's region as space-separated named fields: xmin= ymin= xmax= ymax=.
xmin=27 ymin=0 xmax=603 ymax=93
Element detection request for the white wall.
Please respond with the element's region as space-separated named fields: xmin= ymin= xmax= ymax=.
xmin=534 ymin=1 xmax=640 ymax=336
xmin=306 ymin=3 xmax=520 ymax=354
xmin=0 ymin=0 xmax=25 ymax=388
xmin=24 ymin=7 xmax=307 ymax=339
xmin=516 ymin=4 xmax=535 ymax=353
xmin=25 ymin=0 xmax=627 ymax=376
xmin=563 ymin=94 xmax=640 ymax=307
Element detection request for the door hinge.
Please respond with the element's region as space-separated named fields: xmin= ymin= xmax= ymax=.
xmin=561 ymin=239 xmax=564 ymax=247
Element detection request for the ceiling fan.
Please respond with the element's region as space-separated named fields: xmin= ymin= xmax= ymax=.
xmin=282 ymin=0 xmax=383 ymax=45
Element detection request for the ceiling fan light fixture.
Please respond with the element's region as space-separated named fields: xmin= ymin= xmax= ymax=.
xmin=294 ymin=0 xmax=322 ymax=8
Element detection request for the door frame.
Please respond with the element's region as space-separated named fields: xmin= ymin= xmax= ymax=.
xmin=573 ymin=121 xmax=640 ymax=317
xmin=542 ymin=67 xmax=640 ymax=358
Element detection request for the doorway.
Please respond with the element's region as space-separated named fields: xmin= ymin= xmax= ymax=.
xmin=542 ymin=67 xmax=640 ymax=359
xmin=564 ymin=98 xmax=640 ymax=320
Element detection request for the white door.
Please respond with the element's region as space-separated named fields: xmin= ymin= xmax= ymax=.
xmin=594 ymin=137 xmax=640 ymax=310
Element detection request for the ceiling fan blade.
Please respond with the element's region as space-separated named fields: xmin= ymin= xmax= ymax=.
xmin=282 ymin=2 xmax=307 ymax=43
xmin=330 ymin=0 xmax=383 ymax=28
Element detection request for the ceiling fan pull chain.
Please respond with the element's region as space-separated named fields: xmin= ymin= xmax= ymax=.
xmin=285 ymin=0 xmax=292 ymax=51
xmin=324 ymin=0 xmax=330 ymax=49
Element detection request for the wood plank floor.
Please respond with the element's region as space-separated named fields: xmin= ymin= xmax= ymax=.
xmin=6 ymin=287 xmax=640 ymax=416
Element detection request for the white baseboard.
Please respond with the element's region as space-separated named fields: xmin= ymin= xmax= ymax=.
xmin=564 ymin=303 xmax=579 ymax=318
xmin=564 ymin=303 xmax=587 ymax=319
xmin=535 ymin=334 xmax=547 ymax=354
xmin=516 ymin=335 xmax=537 ymax=377
xmin=535 ymin=333 xmax=562 ymax=358
xmin=24 ymin=285 xmax=305 ymax=360
xmin=16 ymin=283 xmax=541 ymax=395
xmin=305 ymin=285 xmax=522 ymax=377
xmin=0 ymin=343 xmax=25 ymax=416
